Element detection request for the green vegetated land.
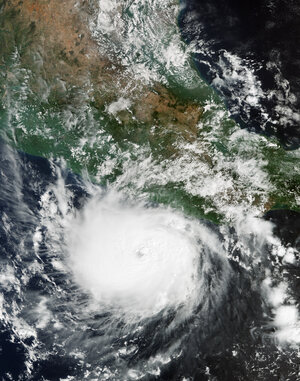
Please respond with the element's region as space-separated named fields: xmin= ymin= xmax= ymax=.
xmin=0 ymin=0 xmax=299 ymax=224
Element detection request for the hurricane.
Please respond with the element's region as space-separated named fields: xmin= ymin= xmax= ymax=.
xmin=68 ymin=195 xmax=223 ymax=318
xmin=0 ymin=0 xmax=299 ymax=380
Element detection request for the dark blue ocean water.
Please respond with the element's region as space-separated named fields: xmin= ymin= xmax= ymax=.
xmin=0 ymin=140 xmax=299 ymax=380
xmin=179 ymin=0 xmax=300 ymax=149
xmin=0 ymin=1 xmax=300 ymax=379
xmin=0 ymin=141 xmax=88 ymax=380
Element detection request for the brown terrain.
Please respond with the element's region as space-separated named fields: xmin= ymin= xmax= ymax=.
xmin=0 ymin=1 xmax=282 ymax=216
xmin=1 ymin=0 xmax=203 ymax=140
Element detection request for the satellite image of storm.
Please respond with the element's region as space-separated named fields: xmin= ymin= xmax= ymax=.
xmin=0 ymin=0 xmax=300 ymax=380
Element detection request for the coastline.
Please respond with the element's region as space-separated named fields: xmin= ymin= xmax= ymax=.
xmin=0 ymin=0 xmax=299 ymax=222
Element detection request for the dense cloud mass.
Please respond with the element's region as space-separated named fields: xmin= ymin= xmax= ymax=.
xmin=0 ymin=1 xmax=299 ymax=380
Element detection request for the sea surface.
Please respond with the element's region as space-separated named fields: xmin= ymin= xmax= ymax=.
xmin=179 ymin=0 xmax=300 ymax=148
xmin=0 ymin=1 xmax=299 ymax=380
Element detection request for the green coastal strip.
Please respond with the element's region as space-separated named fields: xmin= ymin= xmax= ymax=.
xmin=0 ymin=0 xmax=299 ymax=224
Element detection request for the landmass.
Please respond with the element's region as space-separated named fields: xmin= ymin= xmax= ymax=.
xmin=1 ymin=0 xmax=202 ymax=140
